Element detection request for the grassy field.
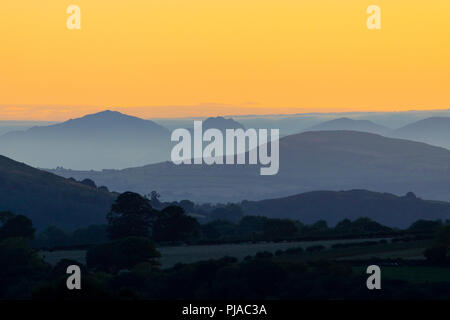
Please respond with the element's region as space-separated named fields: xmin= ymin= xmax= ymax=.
xmin=39 ymin=237 xmax=391 ymax=268
xmin=274 ymin=239 xmax=431 ymax=263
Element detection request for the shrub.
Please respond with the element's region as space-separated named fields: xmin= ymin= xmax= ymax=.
xmin=423 ymin=246 xmax=448 ymax=264
xmin=306 ymin=245 xmax=325 ymax=253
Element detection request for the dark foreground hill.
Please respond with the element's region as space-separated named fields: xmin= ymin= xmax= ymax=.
xmin=49 ymin=131 xmax=450 ymax=203
xmin=0 ymin=110 xmax=171 ymax=170
xmin=0 ymin=155 xmax=115 ymax=230
xmin=241 ymin=190 xmax=450 ymax=228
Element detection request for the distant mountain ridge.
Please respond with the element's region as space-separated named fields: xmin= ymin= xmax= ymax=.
xmin=307 ymin=118 xmax=389 ymax=135
xmin=0 ymin=110 xmax=172 ymax=170
xmin=0 ymin=154 xmax=115 ymax=230
xmin=241 ymin=189 xmax=450 ymax=228
xmin=202 ymin=116 xmax=245 ymax=131
xmin=391 ymin=117 xmax=450 ymax=149
xmin=49 ymin=130 xmax=450 ymax=203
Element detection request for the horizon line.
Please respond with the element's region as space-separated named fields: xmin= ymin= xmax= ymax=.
xmin=1 ymin=105 xmax=450 ymax=122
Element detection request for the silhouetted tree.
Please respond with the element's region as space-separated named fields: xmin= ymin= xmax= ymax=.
xmin=238 ymin=216 xmax=267 ymax=235
xmin=71 ymin=224 xmax=107 ymax=246
xmin=408 ymin=220 xmax=443 ymax=233
xmin=423 ymin=246 xmax=447 ymax=264
xmin=201 ymin=220 xmax=237 ymax=240
xmin=178 ymin=200 xmax=195 ymax=213
xmin=0 ymin=213 xmax=35 ymax=241
xmin=263 ymin=219 xmax=297 ymax=240
xmin=208 ymin=204 xmax=243 ymax=223
xmin=423 ymin=225 xmax=450 ymax=264
xmin=33 ymin=226 xmax=69 ymax=248
xmin=80 ymin=178 xmax=97 ymax=189
xmin=311 ymin=220 xmax=329 ymax=231
xmin=0 ymin=237 xmax=47 ymax=298
xmin=148 ymin=191 xmax=161 ymax=208
xmin=436 ymin=225 xmax=450 ymax=248
xmin=153 ymin=206 xmax=200 ymax=242
xmin=107 ymin=192 xmax=158 ymax=240
xmin=98 ymin=186 xmax=109 ymax=193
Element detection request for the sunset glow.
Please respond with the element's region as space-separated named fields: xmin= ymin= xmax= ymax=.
xmin=1 ymin=0 xmax=449 ymax=120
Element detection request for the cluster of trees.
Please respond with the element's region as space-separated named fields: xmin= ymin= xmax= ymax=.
xmin=423 ymin=226 xmax=450 ymax=264
xmin=199 ymin=216 xmax=395 ymax=243
xmin=33 ymin=192 xmax=201 ymax=248
xmin=33 ymin=225 xmax=107 ymax=249
xmin=0 ymin=211 xmax=48 ymax=299
xmin=34 ymin=253 xmax=450 ymax=300
xmin=1 ymin=198 xmax=450 ymax=300
xmin=33 ymin=216 xmax=395 ymax=249
xmin=68 ymin=177 xmax=111 ymax=193
xmin=0 ymin=192 xmax=201 ymax=298
xmin=32 ymin=210 xmax=449 ymax=251
xmin=0 ymin=211 xmax=34 ymax=242
xmin=85 ymin=192 xmax=200 ymax=272
xmin=148 ymin=192 xmax=245 ymax=224
xmin=106 ymin=192 xmax=200 ymax=243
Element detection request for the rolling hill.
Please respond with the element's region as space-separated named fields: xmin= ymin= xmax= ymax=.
xmin=391 ymin=117 xmax=450 ymax=149
xmin=307 ymin=118 xmax=390 ymax=135
xmin=241 ymin=190 xmax=450 ymax=228
xmin=202 ymin=116 xmax=245 ymax=131
xmin=48 ymin=130 xmax=450 ymax=203
xmin=0 ymin=110 xmax=171 ymax=170
xmin=0 ymin=154 xmax=115 ymax=230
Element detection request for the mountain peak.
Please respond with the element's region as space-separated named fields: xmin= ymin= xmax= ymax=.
xmin=202 ymin=116 xmax=245 ymax=131
xmin=0 ymin=110 xmax=171 ymax=170
xmin=68 ymin=109 xmax=141 ymax=122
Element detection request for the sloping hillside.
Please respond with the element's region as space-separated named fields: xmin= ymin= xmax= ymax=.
xmin=241 ymin=190 xmax=450 ymax=228
xmin=307 ymin=118 xmax=389 ymax=135
xmin=391 ymin=117 xmax=450 ymax=149
xmin=0 ymin=155 xmax=115 ymax=230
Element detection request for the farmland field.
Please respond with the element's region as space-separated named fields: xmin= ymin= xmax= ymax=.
xmin=39 ymin=237 xmax=390 ymax=268
xmin=274 ymin=239 xmax=431 ymax=263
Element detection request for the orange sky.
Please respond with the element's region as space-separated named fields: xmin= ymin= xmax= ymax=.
xmin=1 ymin=0 xmax=449 ymax=121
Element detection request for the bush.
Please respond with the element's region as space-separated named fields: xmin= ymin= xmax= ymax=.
xmin=423 ymin=246 xmax=448 ymax=264
xmin=0 ymin=214 xmax=35 ymax=241
xmin=255 ymin=251 xmax=273 ymax=259
xmin=263 ymin=219 xmax=298 ymax=240
xmin=306 ymin=245 xmax=325 ymax=253
xmin=153 ymin=206 xmax=200 ymax=242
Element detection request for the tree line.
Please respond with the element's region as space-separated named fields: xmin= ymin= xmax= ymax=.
xmin=1 ymin=191 xmax=450 ymax=300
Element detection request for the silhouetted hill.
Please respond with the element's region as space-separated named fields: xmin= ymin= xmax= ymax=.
xmin=241 ymin=190 xmax=450 ymax=228
xmin=0 ymin=155 xmax=115 ymax=230
xmin=307 ymin=118 xmax=389 ymax=135
xmin=0 ymin=110 xmax=171 ymax=170
xmin=202 ymin=116 xmax=245 ymax=131
xmin=391 ymin=117 xmax=450 ymax=149
xmin=48 ymin=130 xmax=450 ymax=203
